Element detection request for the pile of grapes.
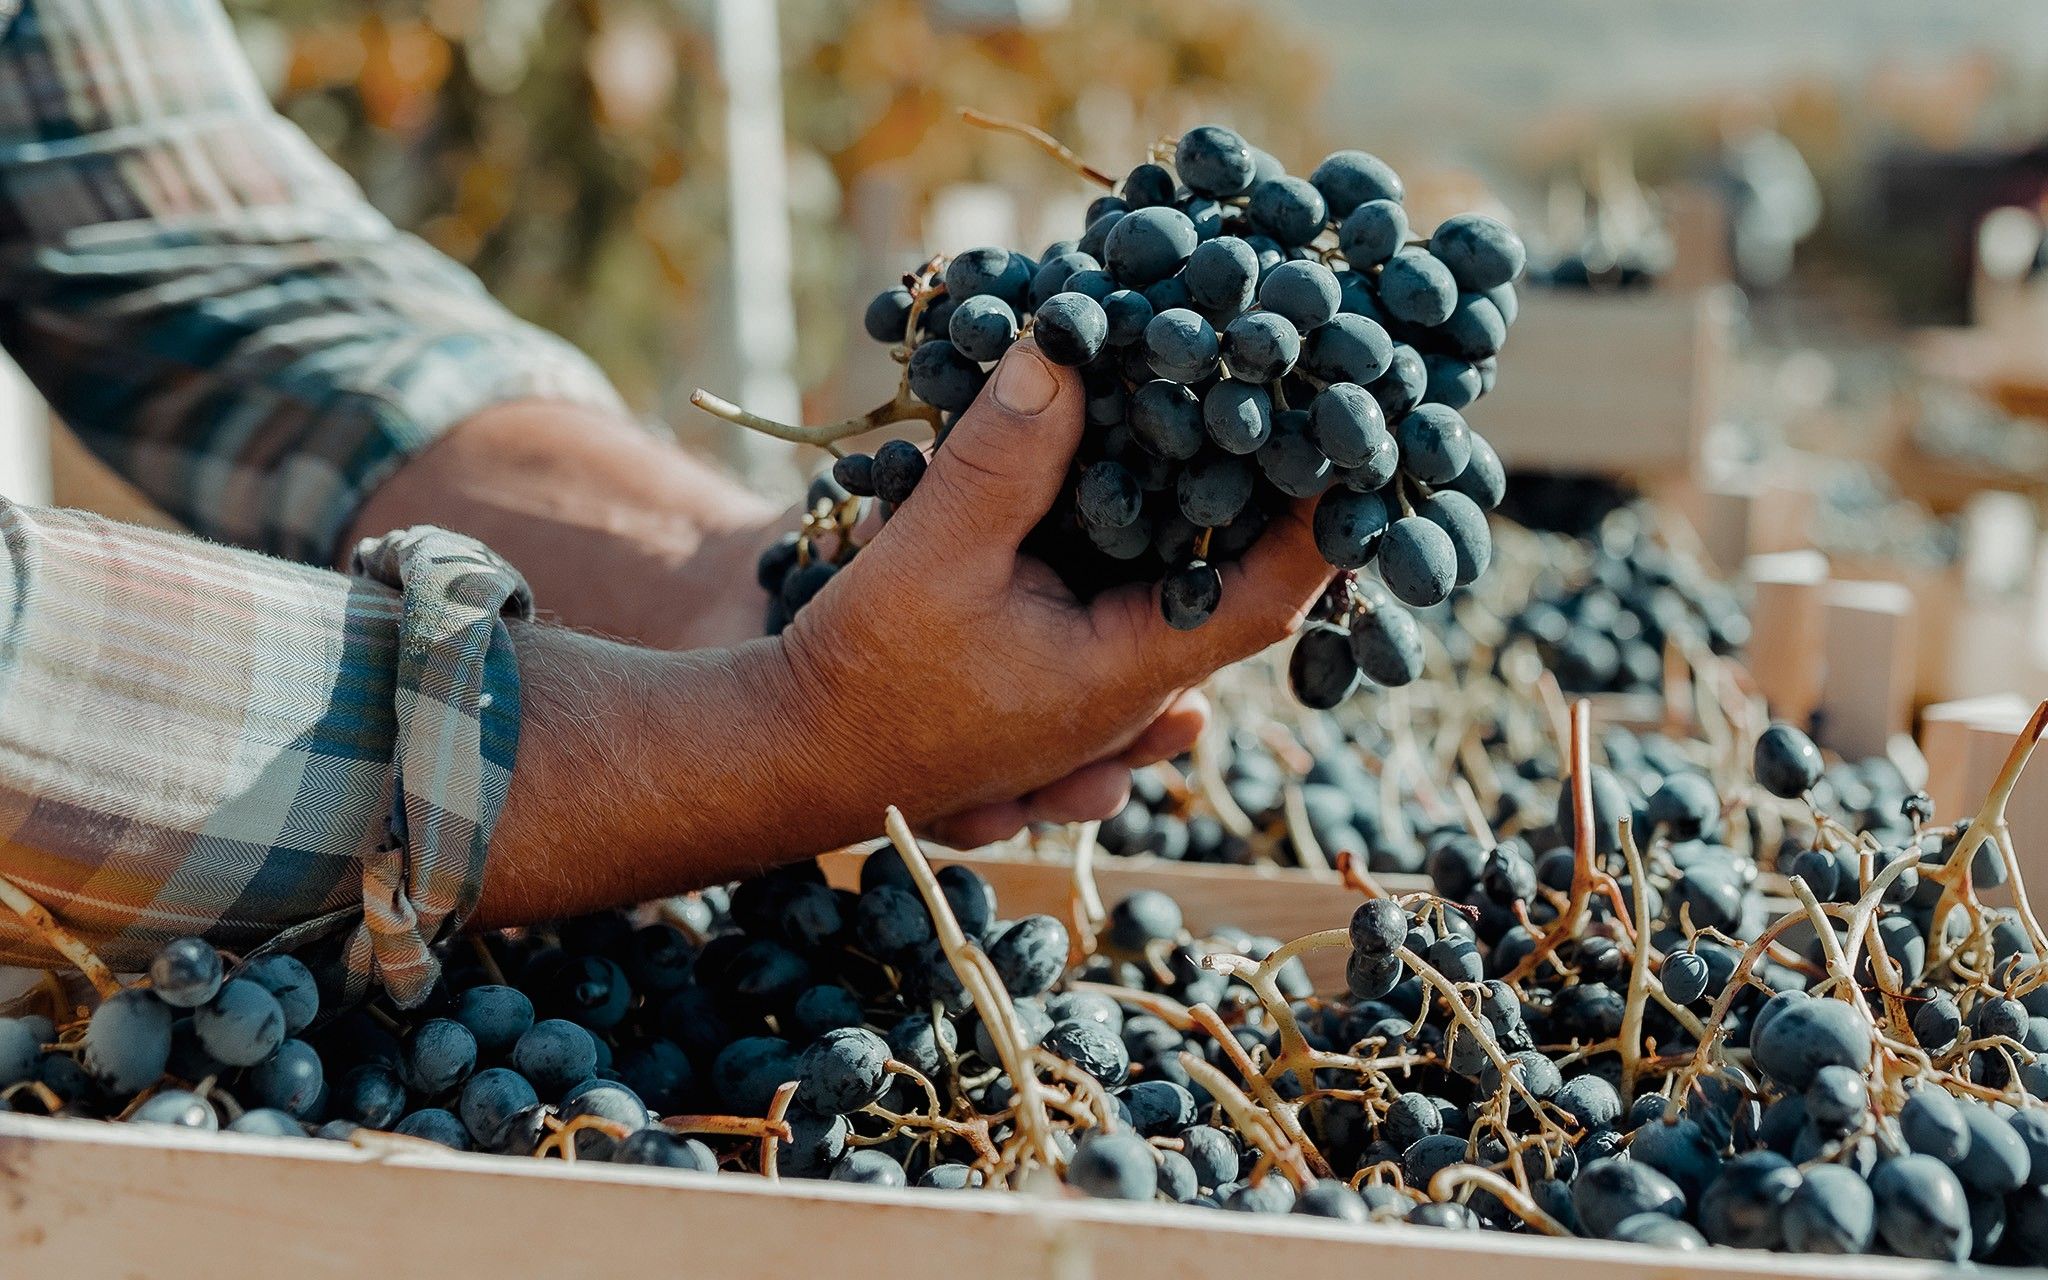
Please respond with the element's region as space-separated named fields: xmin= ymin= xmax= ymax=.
xmin=16 ymin=708 xmax=2048 ymax=1266
xmin=729 ymin=123 xmax=1521 ymax=692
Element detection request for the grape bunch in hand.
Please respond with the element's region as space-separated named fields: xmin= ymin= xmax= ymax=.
xmin=709 ymin=122 xmax=1522 ymax=709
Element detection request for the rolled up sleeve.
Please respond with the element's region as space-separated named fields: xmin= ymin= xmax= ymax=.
xmin=0 ymin=0 xmax=625 ymax=566
xmin=0 ymin=501 xmax=527 ymax=1005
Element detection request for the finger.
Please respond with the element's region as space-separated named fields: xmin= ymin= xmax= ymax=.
xmin=1118 ymin=688 xmax=1209 ymax=767
xmin=889 ymin=340 xmax=1084 ymax=555
xmin=1023 ymin=759 xmax=1135 ymax=826
xmin=928 ymin=801 xmax=1031 ymax=850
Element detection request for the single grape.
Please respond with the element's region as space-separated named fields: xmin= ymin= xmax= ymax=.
xmin=1220 ymin=311 xmax=1299 ymax=383
xmin=1393 ymin=403 xmax=1471 ymax=484
xmin=1246 ymin=175 xmax=1326 ymax=247
xmin=133 ymin=1089 xmax=218 ymax=1130
xmin=240 ymin=955 xmax=319 ymax=1037
xmin=830 ymin=452 xmax=875 ymax=498
xmin=989 ymin=916 xmax=1068 ymax=998
xmin=905 ymin=339 xmax=985 ymax=412
xmin=1429 ymin=213 xmax=1527 ymax=291
xmin=1301 ymin=313 xmax=1393 ymax=385
xmin=1752 ymin=997 xmax=1872 ymax=1091
xmin=193 ymin=979 xmax=285 ymax=1069
xmin=1255 ymin=410 xmax=1333 ymax=498
xmin=335 ymin=1063 xmax=407 ymax=1129
xmin=394 ymin=1107 xmax=470 ymax=1150
xmin=1128 ymin=379 xmax=1204 ymax=460
xmin=862 ymin=286 xmax=913 ymax=343
xmin=1160 ymin=561 xmax=1223 ymax=631
xmin=1307 ymin=383 xmax=1388 ymax=469
xmin=1175 ymin=452 xmax=1254 ymax=527
xmin=615 ymin=1129 xmax=719 ymax=1173
xmin=854 ymin=884 xmax=932 ymax=961
xmin=1063 ymin=268 xmax=1117 ymax=300
xmin=1307 ymin=149 xmax=1403 ymax=217
xmin=1101 ymin=289 xmax=1154 ymax=349
xmin=1783 ymin=1162 xmax=1874 ymax=1254
xmin=1174 ymin=125 xmax=1257 ymax=198
xmin=1120 ymin=162 xmax=1175 ymax=209
xmin=1660 ymin=950 xmax=1712 ymax=1005
xmin=1438 ymin=293 xmax=1507 ymax=360
xmin=1144 ymin=308 xmax=1220 ymax=382
xmin=1184 ymin=237 xmax=1259 ymax=314
xmin=0 ymin=1017 xmax=38 ymax=1088
xmin=1259 ymin=259 xmax=1341 ymax=333
xmin=1417 ymin=489 xmax=1491 ymax=584
xmin=1338 ymin=199 xmax=1408 ymax=268
xmin=1348 ymin=591 xmax=1424 ymax=685
xmin=1311 ymin=488 xmax=1392 ymax=570
xmin=1377 ymin=248 xmax=1458 ymax=326
xmin=1699 ymin=1150 xmax=1800 ymax=1249
xmin=1103 ymin=206 xmax=1199 ymax=286
xmin=1068 ymin=1131 xmax=1158 ymax=1200
xmin=1034 ymin=292 xmax=1109 ymax=366
xmin=829 ymin=1149 xmax=908 ymax=1187
xmin=512 ymin=1019 xmax=599 ymax=1097
xmin=228 ymin=1108 xmax=304 ymax=1138
xmin=1201 ymin=380 xmax=1272 ymax=454
xmin=149 ymin=938 xmax=224 ymax=1009
xmin=1288 ymin=622 xmax=1361 ymax=709
xmin=1573 ymin=1158 xmax=1685 ymax=1239
xmin=1421 ymin=353 xmax=1481 ymax=408
xmin=797 ymin=1027 xmax=891 ymax=1115
xmin=1041 ymin=1019 xmax=1130 ymax=1085
xmin=1030 ymin=250 xmax=1100 ymax=308
xmin=1870 ymin=1154 xmax=1970 ymax=1262
xmin=947 ymin=293 xmax=1018 ymax=362
xmin=457 ymin=1067 xmax=542 ymax=1150
xmin=1754 ymin=722 xmax=1824 ymax=799
xmin=1444 ymin=431 xmax=1505 ymax=508
xmin=871 ymin=439 xmax=927 ymax=507
xmin=944 ymin=245 xmax=1031 ymax=304
xmin=1911 ymin=994 xmax=1963 ymax=1056
xmin=1377 ymin=516 xmax=1457 ymax=607
xmin=247 ymin=1038 xmax=325 ymax=1118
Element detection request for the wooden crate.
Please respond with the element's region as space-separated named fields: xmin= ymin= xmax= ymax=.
xmin=0 ymin=1113 xmax=1968 ymax=1280
xmin=1463 ymin=287 xmax=1735 ymax=476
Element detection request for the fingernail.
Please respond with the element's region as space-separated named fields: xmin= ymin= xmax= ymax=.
xmin=992 ymin=345 xmax=1058 ymax=414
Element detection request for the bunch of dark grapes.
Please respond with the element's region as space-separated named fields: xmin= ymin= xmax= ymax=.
xmin=746 ymin=124 xmax=1522 ymax=706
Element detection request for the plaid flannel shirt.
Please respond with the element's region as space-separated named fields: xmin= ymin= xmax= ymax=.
xmin=0 ymin=0 xmax=627 ymax=1003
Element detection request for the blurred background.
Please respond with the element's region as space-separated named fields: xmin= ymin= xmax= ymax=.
xmin=18 ymin=0 xmax=2048 ymax=772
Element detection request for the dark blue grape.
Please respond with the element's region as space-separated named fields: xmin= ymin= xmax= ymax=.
xmin=1377 ymin=516 xmax=1456 ymax=607
xmin=864 ymin=286 xmax=914 ymax=343
xmin=228 ymin=1108 xmax=304 ymax=1138
xmin=1348 ymin=590 xmax=1423 ymax=686
xmin=1660 ymin=950 xmax=1711 ymax=1005
xmin=1202 ymin=381 xmax=1272 ymax=454
xmin=1416 ymin=490 xmax=1489 ymax=585
xmin=246 ymin=1038 xmax=324 ymax=1118
xmin=512 ymin=1019 xmax=599 ymax=1097
xmin=1224 ymin=1178 xmax=1299 ymax=1214
xmin=989 ymin=916 xmax=1067 ymax=998
xmin=887 ymin=1013 xmax=955 ymax=1079
xmin=936 ymin=864 xmax=996 ymax=939
xmin=1221 ymin=311 xmax=1299 ymax=383
xmin=1308 ymin=149 xmax=1403 ymax=216
xmin=133 ymin=1089 xmax=218 ymax=1130
xmin=1064 ymin=268 xmax=1117 ymax=300
xmin=711 ymin=1035 xmax=799 ymax=1114
xmin=1174 ymin=125 xmax=1256 ymax=198
xmin=1438 ymin=293 xmax=1506 ymax=360
xmin=829 ymin=1148 xmax=907 ymax=1187
xmin=830 ymin=452 xmax=875 ymax=498
xmin=1311 ymin=488 xmax=1391 ymax=570
xmin=335 ymin=1063 xmax=407 ymax=1128
xmin=1302 ymin=313 xmax=1393 ymax=385
xmin=1307 ymin=383 xmax=1387 ymax=469
xmin=616 ymin=1128 xmax=718 ymax=1173
xmin=1421 ymin=353 xmax=1480 ymax=408
xmin=1803 ymin=1064 xmax=1867 ymax=1131
xmin=1184 ymin=237 xmax=1258 ymax=314
xmin=855 ymin=885 xmax=932 ymax=961
xmin=1258 ymin=259 xmax=1341 ymax=334
xmin=1378 ymin=248 xmax=1458 ymax=326
xmin=1574 ymin=1157 xmax=1685 ymax=1239
xmin=1699 ymin=1150 xmax=1800 ymax=1249
xmin=1782 ymin=1162 xmax=1873 ymax=1254
xmin=1255 ymin=410 xmax=1332 ymax=498
xmin=1121 ymin=162 xmax=1175 ymax=208
xmin=1141 ymin=273 xmax=1193 ymax=315
xmin=1034 ymin=292 xmax=1108 ymax=366
xmin=1443 ymin=431 xmax=1504 ymax=509
xmin=1753 ymin=997 xmax=1871 ymax=1091
xmin=1102 ymin=289 xmax=1154 ymax=348
xmin=1611 ymin=1214 xmax=1704 ymax=1248
xmin=1180 ymin=1124 xmax=1239 ymax=1189
xmin=947 ymin=293 xmax=1017 ymax=362
xmin=458 ymin=1066 xmax=539 ymax=1147
xmin=1246 ymin=176 xmax=1326 ymax=247
xmin=1104 ymin=206 xmax=1198 ymax=286
xmin=1175 ymin=452 xmax=1254 ymax=527
xmin=944 ymin=246 xmax=1031 ymax=304
xmin=0 ymin=1018 xmax=37 ymax=1088
xmin=1871 ymin=1154 xmax=1970 ymax=1261
xmin=393 ymin=1107 xmax=469 ymax=1149
xmin=149 ymin=938 xmax=224 ymax=1009
xmin=1129 ymin=380 xmax=1203 ymax=460
xmin=1031 ymin=250 xmax=1100 ymax=308
xmin=1041 ymin=1019 xmax=1130 ymax=1084
xmin=1144 ymin=308 xmax=1220 ymax=382
xmin=1077 ymin=459 xmax=1142 ymax=529
xmin=401 ymin=1018 xmax=478 ymax=1096
xmin=1754 ymin=722 xmax=1824 ymax=799
xmin=1120 ymin=1079 xmax=1197 ymax=1136
xmin=1160 ymin=561 xmax=1223 ymax=631
xmin=905 ymin=339 xmax=985 ymax=412
xmin=1394 ymin=403 xmax=1470 ymax=484
xmin=194 ymin=979 xmax=285 ymax=1069
xmin=613 ymin=1038 xmax=694 ymax=1114
xmin=1338 ymin=199 xmax=1408 ymax=268
xmin=1429 ymin=214 xmax=1526 ymax=291
xmin=1289 ymin=622 xmax=1361 ymax=709
xmin=1912 ymin=994 xmax=1963 ymax=1055
xmin=1957 ymin=1102 xmax=2031 ymax=1193
xmin=797 ymin=1027 xmax=890 ymax=1115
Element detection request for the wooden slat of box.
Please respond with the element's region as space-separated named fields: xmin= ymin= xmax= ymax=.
xmin=1463 ymin=287 xmax=1734 ymax=476
xmin=0 ymin=1114 xmax=1968 ymax=1280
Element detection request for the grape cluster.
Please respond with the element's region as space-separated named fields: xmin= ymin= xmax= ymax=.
xmin=750 ymin=125 xmax=1522 ymax=695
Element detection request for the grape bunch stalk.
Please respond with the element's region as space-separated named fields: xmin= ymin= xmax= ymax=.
xmin=696 ymin=116 xmax=1523 ymax=705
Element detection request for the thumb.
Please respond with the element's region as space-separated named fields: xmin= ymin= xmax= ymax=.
xmin=894 ymin=340 xmax=1085 ymax=551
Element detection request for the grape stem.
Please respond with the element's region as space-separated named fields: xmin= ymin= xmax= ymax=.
xmin=1502 ymin=699 xmax=1594 ymax=985
xmin=958 ymin=109 xmax=1116 ymax=188
xmin=689 ymin=386 xmax=941 ymax=453
xmin=0 ymin=871 xmax=118 ymax=997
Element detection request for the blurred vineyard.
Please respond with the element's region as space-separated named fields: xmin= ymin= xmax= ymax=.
xmin=224 ymin=0 xmax=1326 ymax=419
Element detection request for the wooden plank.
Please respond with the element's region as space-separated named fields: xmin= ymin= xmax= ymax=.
xmin=1744 ymin=550 xmax=1829 ymax=722
xmin=1815 ymin=579 xmax=1916 ymax=762
xmin=1463 ymin=287 xmax=1732 ymax=476
xmin=0 ymin=1114 xmax=1967 ymax=1280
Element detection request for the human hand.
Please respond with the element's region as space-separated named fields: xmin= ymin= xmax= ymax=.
xmin=780 ymin=339 xmax=1335 ymax=845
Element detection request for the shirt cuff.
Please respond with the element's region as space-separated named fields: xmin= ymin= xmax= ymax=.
xmin=340 ymin=525 xmax=531 ymax=1007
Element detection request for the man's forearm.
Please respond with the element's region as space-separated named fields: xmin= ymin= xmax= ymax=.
xmin=348 ymin=400 xmax=781 ymax=651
